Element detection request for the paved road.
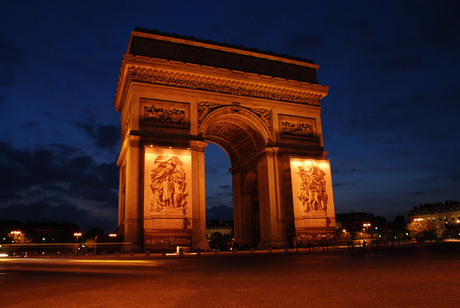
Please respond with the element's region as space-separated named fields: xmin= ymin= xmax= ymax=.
xmin=1 ymin=243 xmax=459 ymax=307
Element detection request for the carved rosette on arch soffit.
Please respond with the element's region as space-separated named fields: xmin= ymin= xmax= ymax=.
xmin=113 ymin=29 xmax=335 ymax=251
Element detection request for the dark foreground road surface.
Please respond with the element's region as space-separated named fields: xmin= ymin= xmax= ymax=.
xmin=1 ymin=243 xmax=459 ymax=307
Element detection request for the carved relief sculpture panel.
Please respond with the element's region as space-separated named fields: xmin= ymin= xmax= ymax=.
xmin=141 ymin=98 xmax=190 ymax=129
xmin=148 ymin=154 xmax=189 ymax=214
xmin=290 ymin=158 xmax=336 ymax=232
xmin=143 ymin=146 xmax=192 ymax=249
xmin=279 ymin=114 xmax=317 ymax=140
xmin=296 ymin=164 xmax=328 ymax=213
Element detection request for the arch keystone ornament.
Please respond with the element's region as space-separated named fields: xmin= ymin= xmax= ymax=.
xmin=113 ymin=29 xmax=335 ymax=251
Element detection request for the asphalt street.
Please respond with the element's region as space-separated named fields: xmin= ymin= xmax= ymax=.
xmin=1 ymin=243 xmax=459 ymax=307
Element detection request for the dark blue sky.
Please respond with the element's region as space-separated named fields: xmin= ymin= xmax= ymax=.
xmin=1 ymin=1 xmax=459 ymax=231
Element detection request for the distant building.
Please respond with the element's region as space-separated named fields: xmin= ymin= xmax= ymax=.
xmin=206 ymin=220 xmax=233 ymax=241
xmin=335 ymin=212 xmax=388 ymax=239
xmin=336 ymin=212 xmax=387 ymax=229
xmin=408 ymin=200 xmax=460 ymax=231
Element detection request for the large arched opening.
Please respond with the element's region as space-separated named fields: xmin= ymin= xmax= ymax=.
xmin=199 ymin=106 xmax=272 ymax=248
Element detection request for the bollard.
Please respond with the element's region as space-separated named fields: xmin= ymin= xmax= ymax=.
xmin=179 ymin=248 xmax=183 ymax=256
xmin=284 ymin=245 xmax=289 ymax=254
xmin=162 ymin=249 xmax=166 ymax=257
xmin=267 ymin=245 xmax=272 ymax=254
xmin=197 ymin=247 xmax=201 ymax=256
xmin=250 ymin=247 xmax=255 ymax=254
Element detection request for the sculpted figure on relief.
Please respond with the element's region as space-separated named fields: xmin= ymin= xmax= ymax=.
xmin=149 ymin=155 xmax=188 ymax=213
xmin=282 ymin=121 xmax=313 ymax=138
xmin=297 ymin=165 xmax=328 ymax=213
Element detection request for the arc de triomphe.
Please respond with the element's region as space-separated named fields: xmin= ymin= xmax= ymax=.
xmin=114 ymin=29 xmax=336 ymax=251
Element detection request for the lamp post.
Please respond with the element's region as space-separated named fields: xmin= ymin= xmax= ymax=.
xmin=363 ymin=223 xmax=371 ymax=239
xmin=10 ymin=231 xmax=22 ymax=257
xmin=74 ymin=232 xmax=82 ymax=255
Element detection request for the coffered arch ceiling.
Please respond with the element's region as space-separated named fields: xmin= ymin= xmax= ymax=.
xmin=200 ymin=113 xmax=267 ymax=165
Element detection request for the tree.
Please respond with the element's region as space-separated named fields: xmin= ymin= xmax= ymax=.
xmin=209 ymin=232 xmax=232 ymax=250
xmin=8 ymin=231 xmax=33 ymax=244
xmin=407 ymin=219 xmax=436 ymax=241
xmin=84 ymin=227 xmax=106 ymax=240
xmin=442 ymin=222 xmax=460 ymax=238
xmin=391 ymin=215 xmax=408 ymax=240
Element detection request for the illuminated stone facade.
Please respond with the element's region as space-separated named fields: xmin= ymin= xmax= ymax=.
xmin=113 ymin=29 xmax=335 ymax=251
xmin=408 ymin=200 xmax=460 ymax=232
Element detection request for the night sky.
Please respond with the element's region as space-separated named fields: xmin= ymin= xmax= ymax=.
xmin=1 ymin=1 xmax=459 ymax=232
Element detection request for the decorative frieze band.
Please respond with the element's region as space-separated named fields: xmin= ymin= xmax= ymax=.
xmin=119 ymin=66 xmax=323 ymax=111
xmin=198 ymin=101 xmax=272 ymax=132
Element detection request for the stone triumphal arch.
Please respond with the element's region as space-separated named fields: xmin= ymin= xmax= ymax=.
xmin=113 ymin=29 xmax=336 ymax=251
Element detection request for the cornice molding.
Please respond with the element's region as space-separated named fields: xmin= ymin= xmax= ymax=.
xmin=115 ymin=64 xmax=328 ymax=112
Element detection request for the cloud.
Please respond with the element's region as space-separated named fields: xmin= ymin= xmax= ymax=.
xmin=21 ymin=121 xmax=40 ymax=128
xmin=94 ymin=125 xmax=119 ymax=149
xmin=0 ymin=200 xmax=116 ymax=232
xmin=0 ymin=142 xmax=118 ymax=210
xmin=331 ymin=167 xmax=358 ymax=175
xmin=332 ymin=182 xmax=348 ymax=188
xmin=385 ymin=54 xmax=424 ymax=70
xmin=282 ymin=33 xmax=323 ymax=56
xmin=414 ymin=174 xmax=460 ymax=185
xmin=1 ymin=201 xmax=90 ymax=223
xmin=74 ymin=116 xmax=120 ymax=150
xmin=49 ymin=143 xmax=85 ymax=157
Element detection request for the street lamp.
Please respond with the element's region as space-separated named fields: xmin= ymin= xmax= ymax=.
xmin=74 ymin=232 xmax=82 ymax=255
xmin=363 ymin=223 xmax=371 ymax=238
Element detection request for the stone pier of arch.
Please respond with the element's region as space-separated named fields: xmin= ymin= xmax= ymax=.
xmin=113 ymin=29 xmax=336 ymax=251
